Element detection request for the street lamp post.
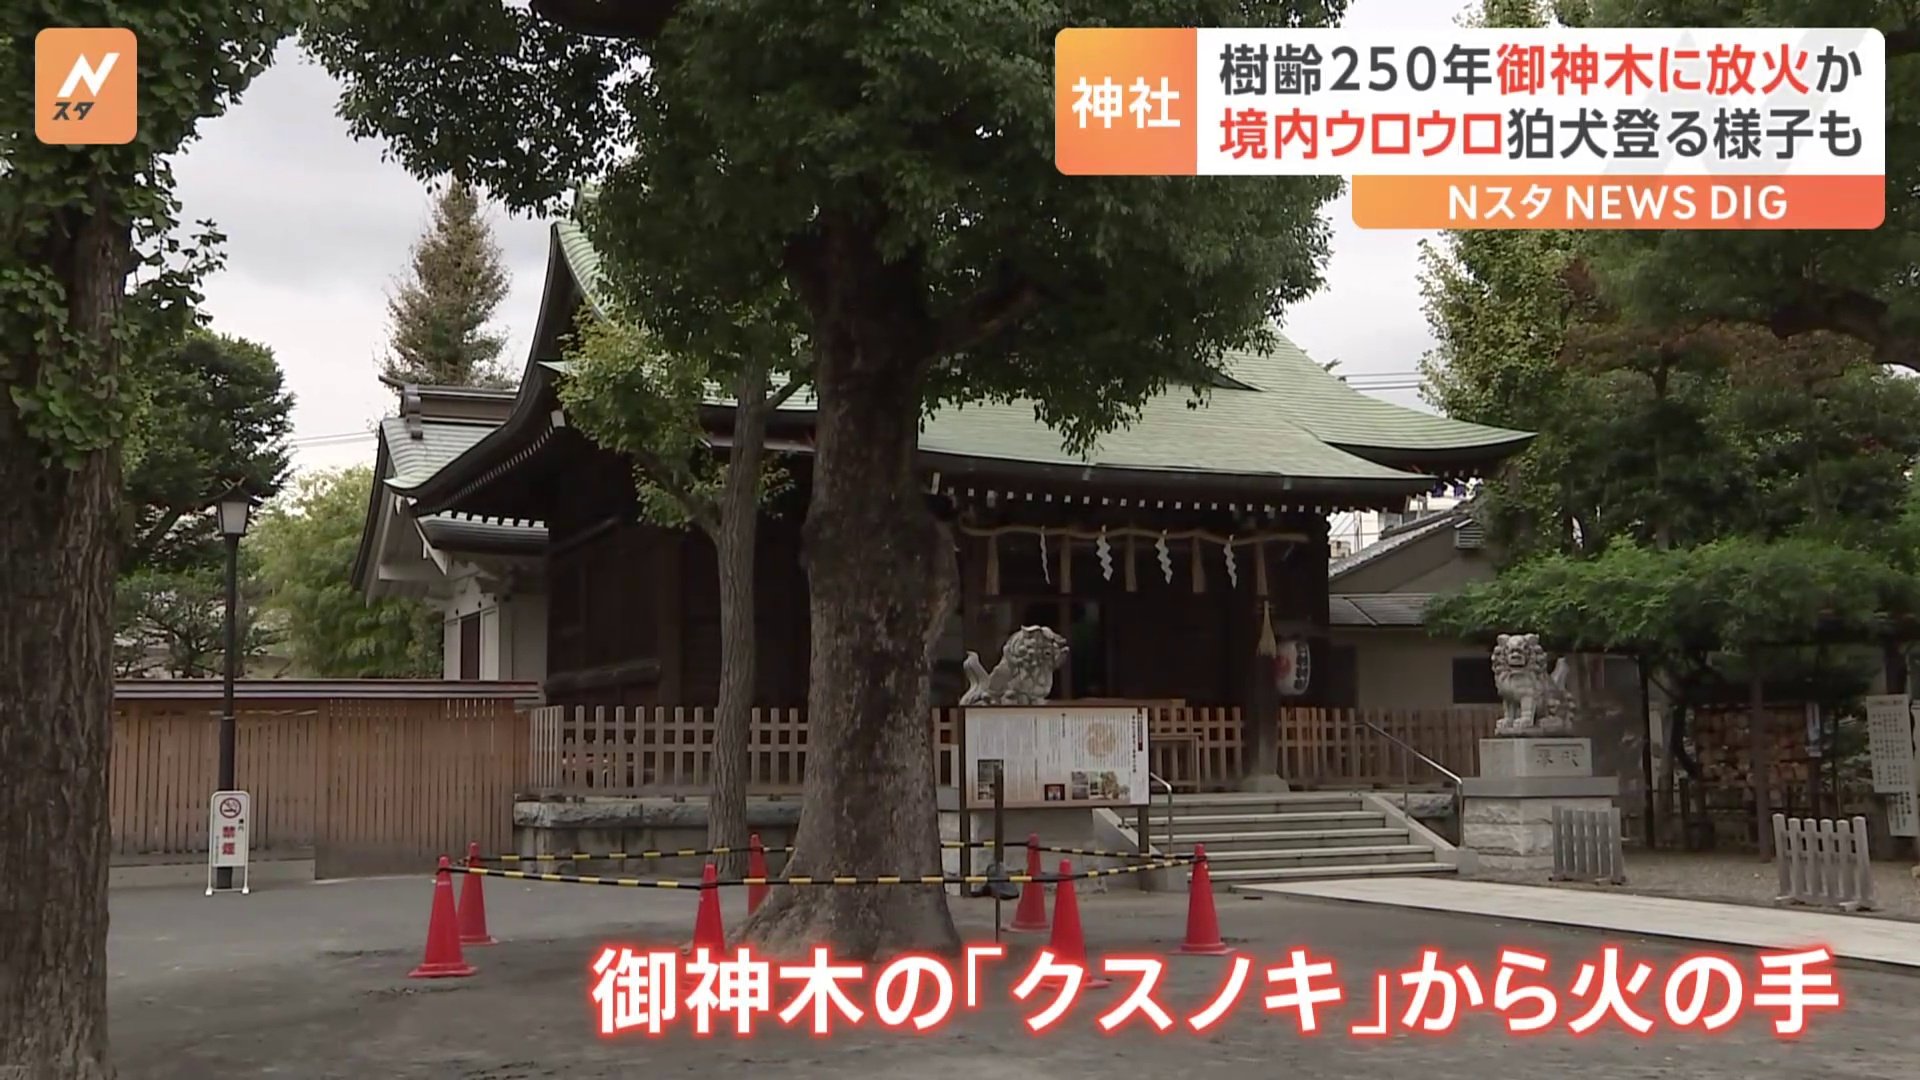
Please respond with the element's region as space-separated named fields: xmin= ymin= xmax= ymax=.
xmin=214 ymin=489 xmax=253 ymax=891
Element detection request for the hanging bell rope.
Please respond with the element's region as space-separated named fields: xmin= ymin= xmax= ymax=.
xmin=1257 ymin=600 xmax=1279 ymax=658
xmin=1255 ymin=538 xmax=1269 ymax=597
xmin=984 ymin=533 xmax=1000 ymax=596
xmin=1190 ymin=536 xmax=1205 ymax=594
xmin=1125 ymin=533 xmax=1138 ymax=592
xmin=1059 ymin=533 xmax=1072 ymax=594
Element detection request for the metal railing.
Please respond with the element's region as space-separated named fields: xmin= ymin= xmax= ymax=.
xmin=1355 ymin=715 xmax=1465 ymax=839
xmin=1128 ymin=768 xmax=1175 ymax=853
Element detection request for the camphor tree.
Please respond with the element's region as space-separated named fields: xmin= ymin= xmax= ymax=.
xmin=559 ymin=284 xmax=807 ymax=876
xmin=382 ymin=181 xmax=516 ymax=388
xmin=307 ymin=0 xmax=1345 ymax=955
xmin=0 ymin=2 xmax=305 ymax=1074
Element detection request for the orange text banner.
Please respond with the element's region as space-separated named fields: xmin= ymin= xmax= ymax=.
xmin=1352 ymin=174 xmax=1883 ymax=230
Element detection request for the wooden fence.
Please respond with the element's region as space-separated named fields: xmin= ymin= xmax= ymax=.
xmin=1279 ymin=707 xmax=1499 ymax=787
xmin=527 ymin=703 xmax=1492 ymax=795
xmin=527 ymin=705 xmax=963 ymax=795
xmin=111 ymin=681 xmax=538 ymax=877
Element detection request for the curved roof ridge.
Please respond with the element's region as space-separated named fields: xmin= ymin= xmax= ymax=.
xmin=1223 ymin=336 xmax=1533 ymax=455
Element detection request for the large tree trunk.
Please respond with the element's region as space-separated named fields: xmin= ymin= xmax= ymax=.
xmin=0 ymin=189 xmax=128 ymax=1079
xmin=741 ymin=227 xmax=961 ymax=959
xmin=708 ymin=362 xmax=769 ymax=878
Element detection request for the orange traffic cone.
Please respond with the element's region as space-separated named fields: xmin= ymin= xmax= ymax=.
xmin=747 ymin=835 xmax=769 ymax=915
xmin=458 ymin=842 xmax=496 ymax=946
xmin=686 ymin=861 xmax=725 ymax=954
xmin=1045 ymin=860 xmax=1109 ymax=988
xmin=1177 ymin=844 xmax=1230 ymax=955
xmin=410 ymin=856 xmax=477 ymax=978
xmin=1007 ymin=834 xmax=1049 ymax=932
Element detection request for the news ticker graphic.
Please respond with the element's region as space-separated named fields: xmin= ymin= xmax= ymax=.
xmin=1053 ymin=27 xmax=1886 ymax=229
xmin=590 ymin=943 xmax=1842 ymax=1038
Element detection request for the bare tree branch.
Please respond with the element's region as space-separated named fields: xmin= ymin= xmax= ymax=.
xmin=933 ymin=272 xmax=1043 ymax=358
xmin=764 ymin=375 xmax=810 ymax=410
xmin=630 ymin=445 xmax=721 ymax=536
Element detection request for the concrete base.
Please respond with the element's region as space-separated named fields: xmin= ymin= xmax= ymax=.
xmin=1460 ymin=738 xmax=1617 ymax=877
xmin=511 ymin=797 xmax=803 ymax=877
xmin=1462 ymin=794 xmax=1618 ymax=874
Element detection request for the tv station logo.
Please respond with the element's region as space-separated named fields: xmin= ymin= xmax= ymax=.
xmin=36 ymin=28 xmax=138 ymax=145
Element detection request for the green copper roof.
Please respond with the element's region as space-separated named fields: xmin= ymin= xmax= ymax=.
xmin=1223 ymin=342 xmax=1531 ymax=454
xmin=537 ymin=220 xmax=1528 ymax=487
xmin=918 ymin=391 xmax=1417 ymax=481
xmin=380 ymin=416 xmax=501 ymax=487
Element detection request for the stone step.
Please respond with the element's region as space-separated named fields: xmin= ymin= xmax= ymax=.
xmin=1159 ymin=827 xmax=1409 ymax=852
xmin=1150 ymin=810 xmax=1385 ymax=832
xmin=1178 ymin=843 xmax=1434 ymax=868
xmin=1213 ymin=862 xmax=1457 ymax=885
xmin=1152 ymin=793 xmax=1366 ymax=814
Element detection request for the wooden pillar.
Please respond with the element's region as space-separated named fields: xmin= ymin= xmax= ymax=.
xmin=656 ymin=531 xmax=683 ymax=703
xmin=1241 ymin=545 xmax=1282 ymax=789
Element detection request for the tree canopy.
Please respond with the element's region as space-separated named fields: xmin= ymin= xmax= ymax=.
xmin=381 ymin=182 xmax=515 ymax=389
xmin=122 ymin=329 xmax=294 ymax=573
xmin=1567 ymin=0 xmax=1920 ymax=368
xmin=251 ymin=466 xmax=441 ymax=678
xmin=1428 ymin=534 xmax=1920 ymax=659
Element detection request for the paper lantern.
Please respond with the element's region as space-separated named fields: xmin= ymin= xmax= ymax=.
xmin=1273 ymin=638 xmax=1312 ymax=697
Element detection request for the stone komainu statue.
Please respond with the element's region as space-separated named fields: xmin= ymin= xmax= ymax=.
xmin=961 ymin=626 xmax=1069 ymax=706
xmin=1491 ymin=632 xmax=1577 ymax=736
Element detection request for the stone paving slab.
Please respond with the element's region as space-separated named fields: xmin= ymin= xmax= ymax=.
xmin=1236 ymin=877 xmax=1920 ymax=968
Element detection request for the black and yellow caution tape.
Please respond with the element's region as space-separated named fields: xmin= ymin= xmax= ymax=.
xmin=474 ymin=845 xmax=797 ymax=863
xmin=474 ymin=840 xmax=1159 ymax=864
xmin=445 ymin=857 xmax=1193 ymax=890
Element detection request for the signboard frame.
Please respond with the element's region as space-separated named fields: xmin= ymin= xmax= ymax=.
xmin=961 ymin=706 xmax=1150 ymax=811
xmin=1863 ymin=695 xmax=1917 ymax=838
xmin=205 ymin=788 xmax=251 ymax=895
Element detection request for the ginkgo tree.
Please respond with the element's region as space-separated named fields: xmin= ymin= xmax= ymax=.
xmin=2 ymin=2 xmax=307 ymax=1074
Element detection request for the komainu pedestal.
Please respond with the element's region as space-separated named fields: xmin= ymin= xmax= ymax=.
xmin=1461 ymin=737 xmax=1619 ymax=875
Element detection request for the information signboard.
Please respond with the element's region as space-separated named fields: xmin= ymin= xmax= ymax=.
xmin=963 ymin=706 xmax=1149 ymax=810
xmin=1863 ymin=695 xmax=1916 ymax=838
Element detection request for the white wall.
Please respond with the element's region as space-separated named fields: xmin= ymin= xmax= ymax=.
xmin=438 ymin=572 xmax=546 ymax=682
xmin=1334 ymin=627 xmax=1488 ymax=711
xmin=507 ymin=593 xmax=548 ymax=682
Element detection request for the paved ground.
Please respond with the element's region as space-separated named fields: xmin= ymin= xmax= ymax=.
xmin=1243 ymin=877 xmax=1920 ymax=967
xmin=110 ymin=874 xmax=1915 ymax=1079
xmin=1519 ymin=850 xmax=1920 ymax=920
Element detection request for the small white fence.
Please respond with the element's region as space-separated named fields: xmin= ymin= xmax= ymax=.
xmin=1772 ymin=814 xmax=1877 ymax=912
xmin=1550 ymin=806 xmax=1626 ymax=885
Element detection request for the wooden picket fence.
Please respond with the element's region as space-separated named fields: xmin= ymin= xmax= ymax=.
xmin=111 ymin=681 xmax=538 ymax=877
xmin=527 ymin=705 xmax=963 ymax=795
xmin=526 ymin=703 xmax=1491 ymax=795
xmin=1277 ymin=707 xmax=1498 ymax=787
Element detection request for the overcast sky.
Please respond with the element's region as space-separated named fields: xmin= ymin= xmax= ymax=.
xmin=170 ymin=0 xmax=1475 ymax=476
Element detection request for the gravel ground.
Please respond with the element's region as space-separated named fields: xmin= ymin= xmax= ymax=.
xmin=1482 ymin=851 xmax=1920 ymax=920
